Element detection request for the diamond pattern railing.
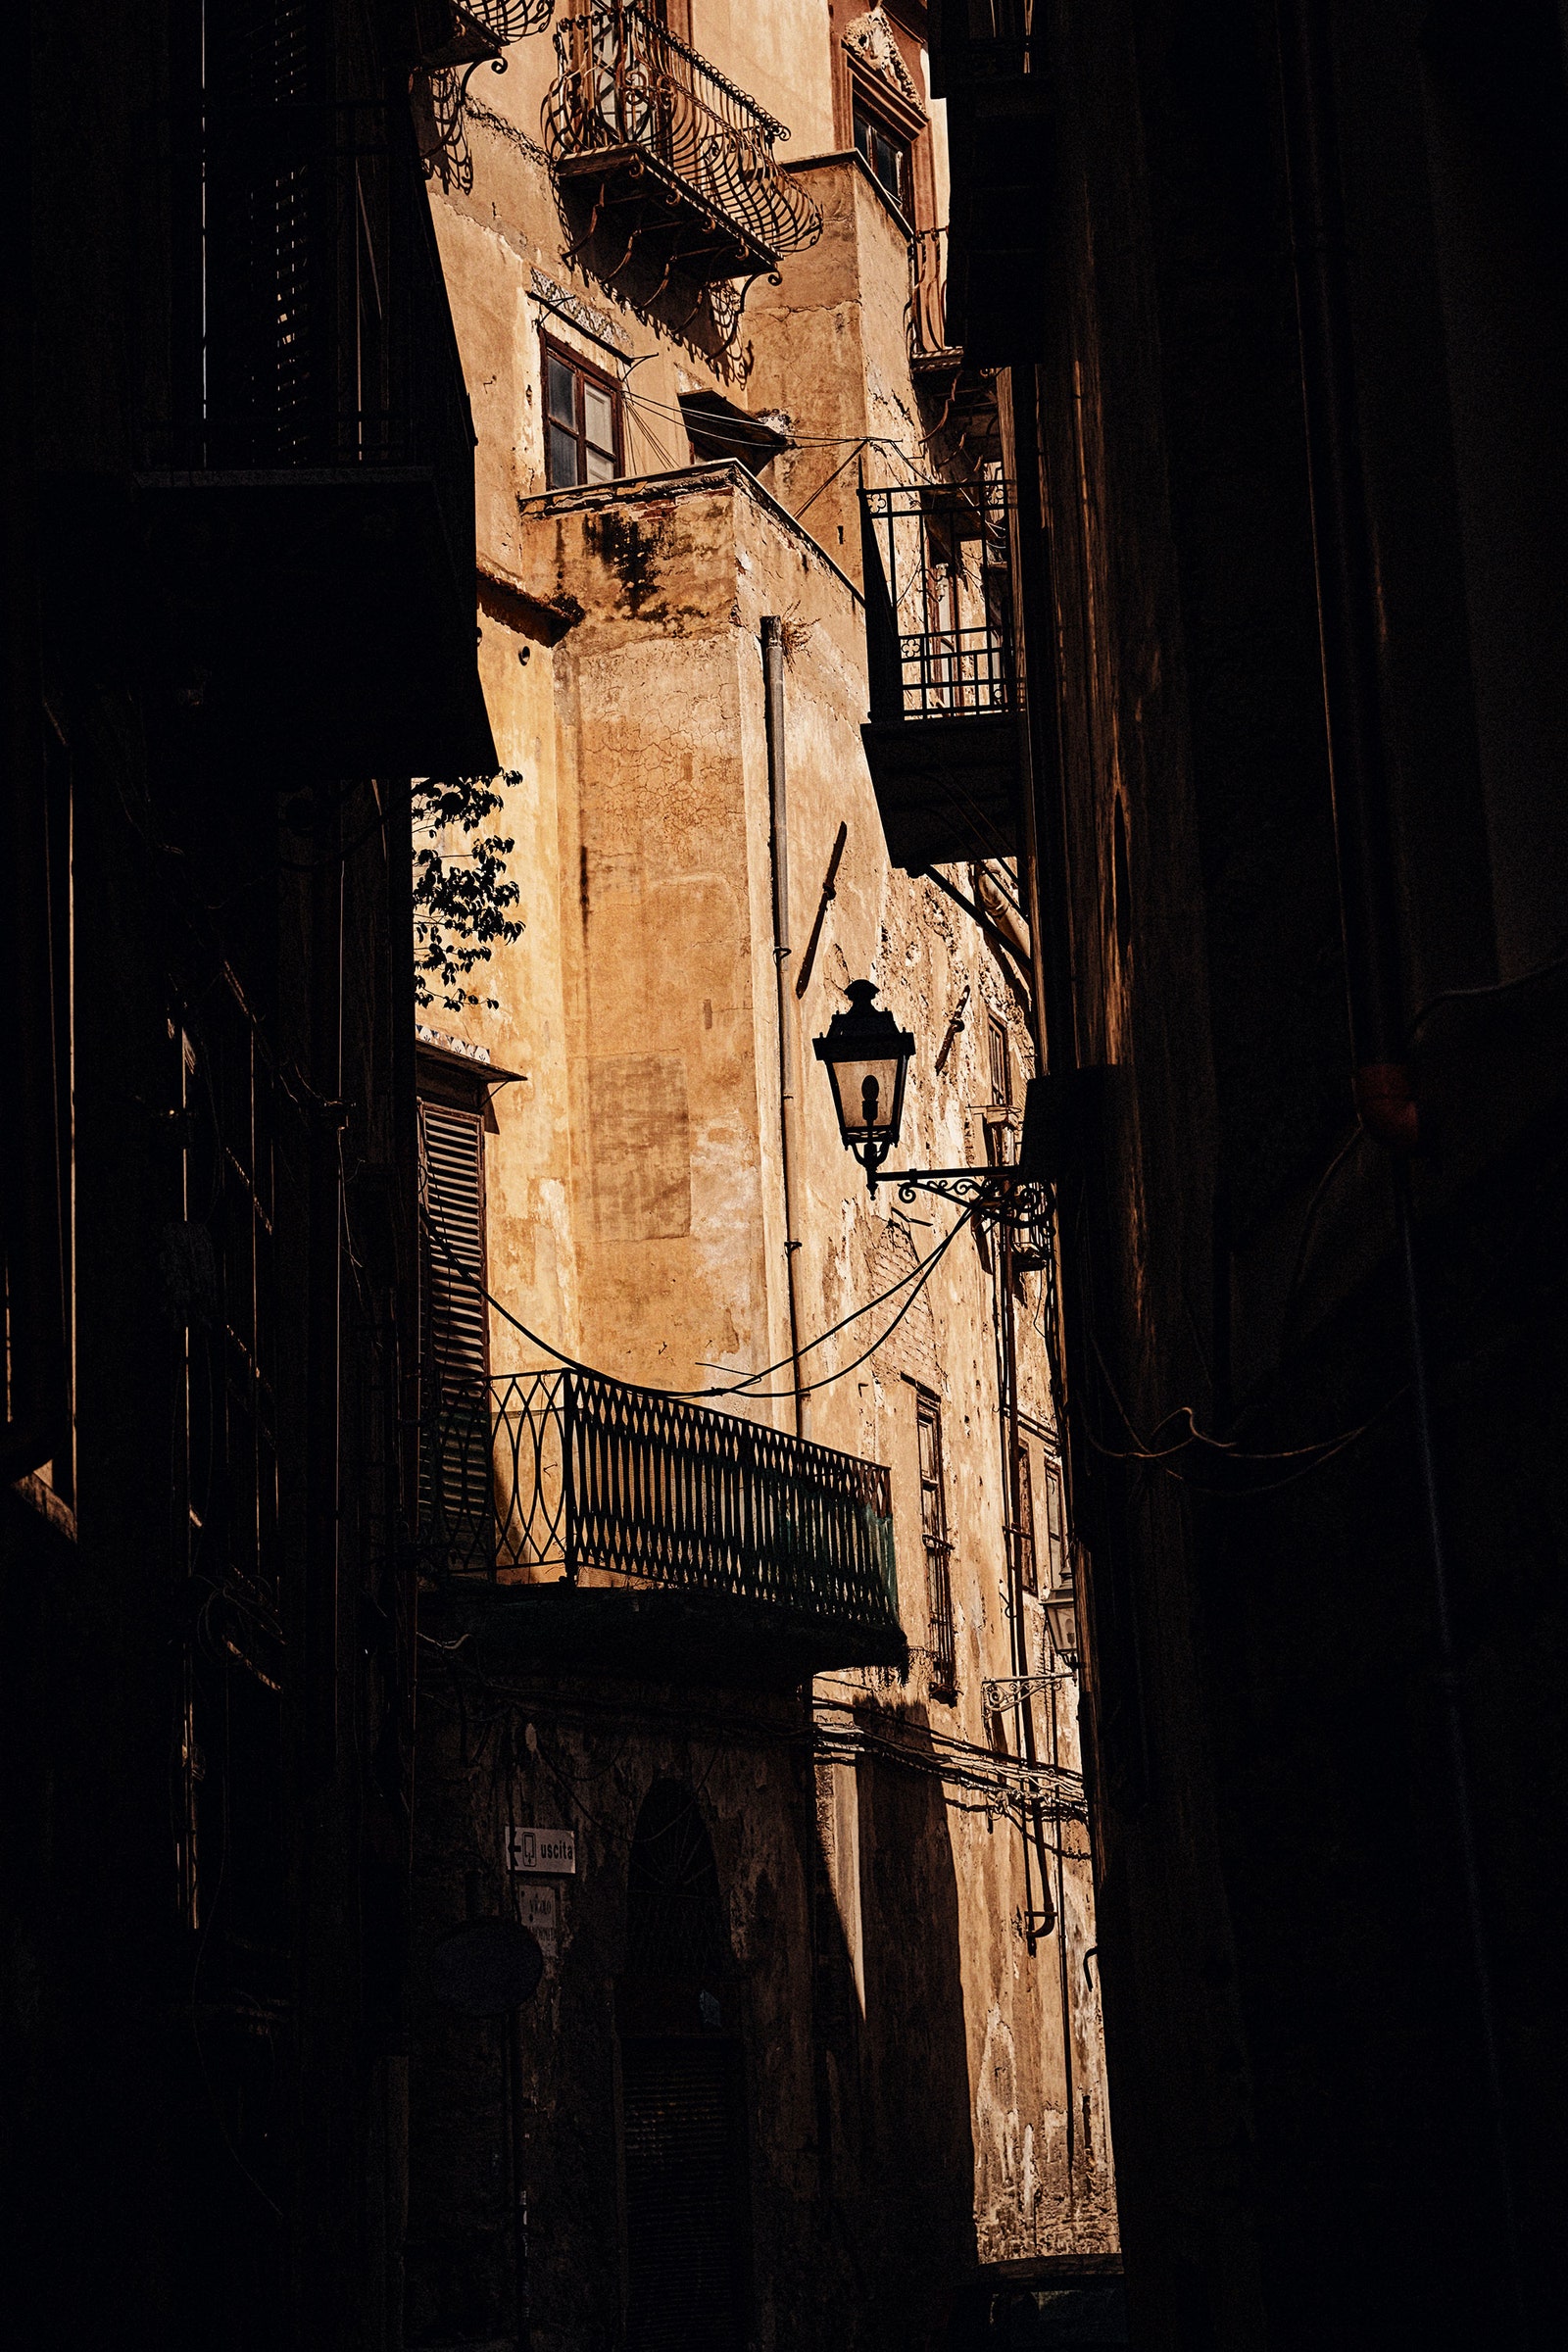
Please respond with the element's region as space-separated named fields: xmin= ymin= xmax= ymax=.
xmin=422 ymin=1370 xmax=899 ymax=1633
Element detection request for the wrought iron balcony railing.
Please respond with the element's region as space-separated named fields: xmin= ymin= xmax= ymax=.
xmin=861 ymin=476 xmax=1016 ymax=723
xmin=422 ymin=1370 xmax=900 ymax=1635
xmin=543 ymin=1 xmax=822 ymax=285
xmin=858 ymin=474 xmax=1022 ymax=868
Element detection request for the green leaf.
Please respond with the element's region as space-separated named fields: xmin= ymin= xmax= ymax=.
xmin=412 ymin=769 xmax=526 ymax=1014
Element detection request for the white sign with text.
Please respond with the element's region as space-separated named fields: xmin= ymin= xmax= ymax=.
xmin=507 ymin=1826 xmax=576 ymax=1876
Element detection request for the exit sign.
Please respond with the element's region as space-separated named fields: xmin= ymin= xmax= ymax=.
xmin=508 ymin=1826 xmax=576 ymax=1876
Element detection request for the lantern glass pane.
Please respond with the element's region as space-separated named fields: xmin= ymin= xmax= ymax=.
xmin=830 ymin=1054 xmax=903 ymax=1139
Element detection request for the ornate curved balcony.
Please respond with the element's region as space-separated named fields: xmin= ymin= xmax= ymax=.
xmin=421 ymin=1368 xmax=904 ymax=1676
xmin=906 ymin=226 xmax=1001 ymax=454
xmin=543 ymin=1 xmax=823 ymax=288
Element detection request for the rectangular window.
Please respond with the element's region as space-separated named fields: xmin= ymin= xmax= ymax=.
xmin=916 ymin=1390 xmax=956 ymax=1699
xmin=1015 ymin=1441 xmax=1037 ymax=1597
xmin=988 ymin=1011 xmax=1011 ymax=1107
xmin=985 ymin=1009 xmax=1013 ymax=1171
xmin=854 ymin=97 xmax=910 ymax=215
xmin=1042 ymin=1450 xmax=1067 ymax=1592
xmin=544 ymin=336 xmax=621 ymax=489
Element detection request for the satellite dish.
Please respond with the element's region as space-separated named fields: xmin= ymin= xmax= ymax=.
xmin=430 ymin=1919 xmax=545 ymax=2017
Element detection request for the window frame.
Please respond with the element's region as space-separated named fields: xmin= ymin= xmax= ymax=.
xmin=915 ymin=1387 xmax=957 ymax=1701
xmin=1015 ymin=1439 xmax=1038 ymax=1598
xmin=852 ymin=90 xmax=914 ymax=220
xmin=541 ymin=330 xmax=623 ymax=491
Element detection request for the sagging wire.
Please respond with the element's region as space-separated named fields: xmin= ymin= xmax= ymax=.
xmin=1084 ymin=1322 xmax=1405 ymax=1494
xmin=419 ymin=1156 xmax=977 ymax=1403
xmin=416 ymin=1643 xmax=1093 ymax=1851
xmin=613 ymin=385 xmax=969 ymax=510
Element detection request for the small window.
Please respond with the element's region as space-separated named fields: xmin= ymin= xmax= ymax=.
xmin=543 ymin=337 xmax=621 ymax=489
xmin=916 ymin=1390 xmax=956 ymax=1699
xmin=1042 ymin=1452 xmax=1067 ymax=1592
xmin=854 ymin=97 xmax=910 ymax=215
xmin=988 ymin=1011 xmax=1011 ymax=1108
xmin=1015 ymin=1443 xmax=1037 ymax=1598
xmin=985 ymin=1010 xmax=1012 ymax=1170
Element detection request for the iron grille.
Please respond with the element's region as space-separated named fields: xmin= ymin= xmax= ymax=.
xmin=860 ymin=474 xmax=1017 ymax=724
xmin=138 ymin=98 xmax=474 ymax=518
xmin=542 ymin=1 xmax=823 ymax=277
xmin=420 ymin=1370 xmax=899 ymax=1630
xmin=452 ymin=0 xmax=556 ymax=41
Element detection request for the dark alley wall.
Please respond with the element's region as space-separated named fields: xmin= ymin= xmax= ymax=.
xmin=938 ymin=0 xmax=1568 ymax=2343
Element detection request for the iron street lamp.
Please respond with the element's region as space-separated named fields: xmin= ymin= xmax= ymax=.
xmin=811 ymin=979 xmax=915 ymax=1185
xmin=1043 ymin=1583 xmax=1081 ymax=1671
xmin=813 ymin=977 xmax=1049 ymax=1218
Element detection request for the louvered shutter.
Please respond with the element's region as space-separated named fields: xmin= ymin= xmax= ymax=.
xmin=418 ymin=1098 xmax=492 ymax=1570
xmin=621 ymin=2040 xmax=749 ymax=2352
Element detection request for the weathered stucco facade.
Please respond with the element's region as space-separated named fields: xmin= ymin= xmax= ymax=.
xmin=407 ymin=10 xmax=1118 ymax=2346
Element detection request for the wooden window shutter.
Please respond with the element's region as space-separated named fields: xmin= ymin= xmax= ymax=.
xmin=418 ymin=1096 xmax=492 ymax=1571
xmin=419 ymin=1097 xmax=489 ymax=1396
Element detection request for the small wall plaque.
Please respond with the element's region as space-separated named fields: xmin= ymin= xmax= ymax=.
xmin=520 ymin=1884 xmax=559 ymax=1958
xmin=508 ymin=1825 xmax=576 ymax=1876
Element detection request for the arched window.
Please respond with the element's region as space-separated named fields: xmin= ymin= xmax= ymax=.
xmin=626 ymin=1778 xmax=728 ymax=1982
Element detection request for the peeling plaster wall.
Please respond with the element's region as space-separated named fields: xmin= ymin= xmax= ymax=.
xmin=412 ymin=9 xmax=1118 ymax=2344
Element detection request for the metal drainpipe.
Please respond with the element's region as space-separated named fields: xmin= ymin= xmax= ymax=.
xmin=761 ymin=617 xmax=809 ymax=1442
xmin=1276 ymin=4 xmax=1525 ymax=2332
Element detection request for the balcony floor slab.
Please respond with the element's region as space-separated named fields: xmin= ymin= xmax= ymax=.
xmin=423 ymin=1579 xmax=907 ymax=1688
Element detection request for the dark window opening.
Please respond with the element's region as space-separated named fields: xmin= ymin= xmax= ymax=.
xmin=1015 ymin=1440 xmax=1037 ymax=1597
xmin=622 ymin=2039 xmax=749 ymax=2352
xmin=626 ymin=1778 xmax=730 ymax=1983
xmin=544 ymin=336 xmax=621 ymax=488
xmin=854 ymin=97 xmax=910 ymax=215
xmin=1042 ymin=1450 xmax=1067 ymax=1593
xmin=988 ymin=1010 xmax=1011 ymax=1107
xmin=917 ymin=1389 xmax=956 ymax=1697
xmin=621 ymin=1780 xmax=749 ymax=2352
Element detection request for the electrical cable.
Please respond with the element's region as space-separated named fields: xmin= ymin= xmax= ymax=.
xmin=419 ymin=1152 xmax=976 ymax=1401
xmin=1404 ymin=945 xmax=1568 ymax=1039
xmin=1084 ymin=1322 xmax=1404 ymax=1493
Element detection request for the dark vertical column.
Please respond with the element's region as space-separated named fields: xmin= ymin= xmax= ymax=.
xmin=1 ymin=7 xmax=68 ymax=1478
xmin=1276 ymin=0 xmax=1412 ymax=1141
xmin=1276 ymin=4 xmax=1524 ymax=2334
xmin=306 ymin=784 xmax=344 ymax=1783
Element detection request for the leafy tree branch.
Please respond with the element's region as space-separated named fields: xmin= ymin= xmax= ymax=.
xmin=412 ymin=772 xmax=525 ymax=1013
